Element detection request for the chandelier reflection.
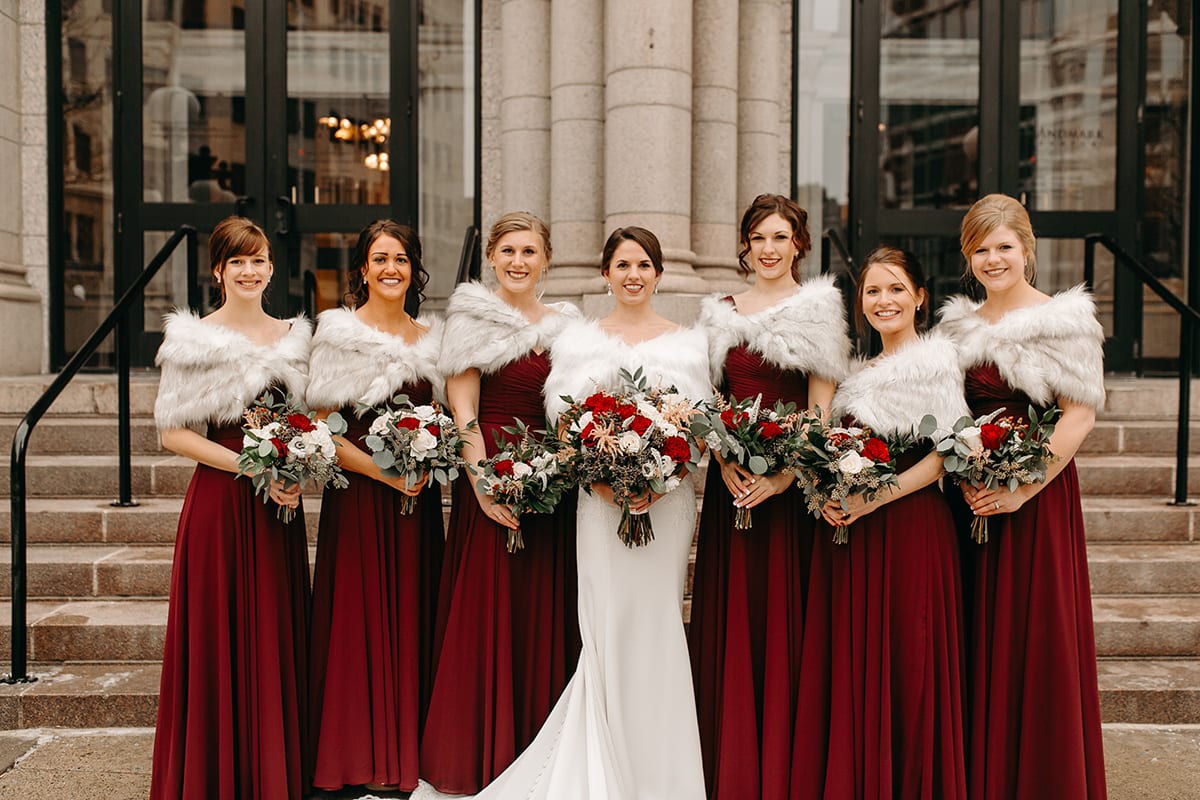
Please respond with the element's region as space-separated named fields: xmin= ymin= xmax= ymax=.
xmin=318 ymin=114 xmax=391 ymax=171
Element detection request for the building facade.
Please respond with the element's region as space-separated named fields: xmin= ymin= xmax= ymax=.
xmin=0 ymin=0 xmax=1195 ymax=373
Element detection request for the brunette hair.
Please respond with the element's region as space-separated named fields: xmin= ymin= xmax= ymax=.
xmin=959 ymin=193 xmax=1037 ymax=285
xmin=737 ymin=193 xmax=811 ymax=282
xmin=601 ymin=226 xmax=664 ymax=275
xmin=344 ymin=219 xmax=429 ymax=307
xmin=210 ymin=216 xmax=272 ymax=304
xmin=854 ymin=246 xmax=929 ymax=338
xmin=485 ymin=211 xmax=552 ymax=262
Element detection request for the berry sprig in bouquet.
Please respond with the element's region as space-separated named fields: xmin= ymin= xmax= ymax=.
xmin=935 ymin=405 xmax=1060 ymax=543
xmin=360 ymin=393 xmax=467 ymax=515
xmin=237 ymin=390 xmax=349 ymax=523
xmin=689 ymin=394 xmax=806 ymax=530
xmin=475 ymin=419 xmax=578 ymax=554
xmin=793 ymin=411 xmax=903 ymax=544
xmin=559 ymin=367 xmax=701 ymax=548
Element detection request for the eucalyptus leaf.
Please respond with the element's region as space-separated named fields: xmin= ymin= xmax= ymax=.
xmin=372 ymin=450 xmax=396 ymax=469
xmin=257 ymin=440 xmax=276 ymax=457
xmin=748 ymin=455 xmax=769 ymax=474
xmin=364 ymin=435 xmax=385 ymax=452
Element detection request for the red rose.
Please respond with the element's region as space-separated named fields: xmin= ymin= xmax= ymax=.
xmin=425 ymin=424 xmax=441 ymax=437
xmin=584 ymin=392 xmax=617 ymax=414
xmin=580 ymin=421 xmax=597 ymax=444
xmin=828 ymin=432 xmax=850 ymax=447
xmin=719 ymin=408 xmax=747 ymax=428
xmin=493 ymin=459 xmax=515 ymax=476
xmin=980 ymin=423 xmax=1008 ymax=450
xmin=629 ymin=415 xmax=653 ymax=435
xmin=616 ymin=403 xmax=638 ymax=419
xmin=661 ymin=436 xmax=691 ymax=462
xmin=395 ymin=416 xmax=420 ymax=430
xmin=758 ymin=421 xmax=784 ymax=439
xmin=861 ymin=437 xmax=890 ymax=462
xmin=270 ymin=437 xmax=288 ymax=456
xmin=287 ymin=412 xmax=315 ymax=432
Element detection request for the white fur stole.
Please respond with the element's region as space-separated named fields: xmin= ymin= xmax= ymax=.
xmin=305 ymin=307 xmax=445 ymax=412
xmin=937 ymin=285 xmax=1106 ymax=410
xmin=437 ymin=281 xmax=582 ymax=376
xmin=700 ymin=274 xmax=851 ymax=385
xmin=543 ymin=319 xmax=713 ymax=423
xmin=831 ymin=332 xmax=969 ymax=441
xmin=153 ymin=310 xmax=312 ymax=429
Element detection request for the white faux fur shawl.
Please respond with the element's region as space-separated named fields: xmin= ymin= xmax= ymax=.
xmin=437 ymin=281 xmax=582 ymax=376
xmin=937 ymin=285 xmax=1106 ymax=410
xmin=831 ymin=332 xmax=970 ymax=441
xmin=543 ymin=319 xmax=713 ymax=423
xmin=700 ymin=275 xmax=851 ymax=385
xmin=153 ymin=310 xmax=312 ymax=429
xmin=305 ymin=307 xmax=444 ymax=412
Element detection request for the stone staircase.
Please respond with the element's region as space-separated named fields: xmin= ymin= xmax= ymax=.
xmin=0 ymin=375 xmax=1197 ymax=729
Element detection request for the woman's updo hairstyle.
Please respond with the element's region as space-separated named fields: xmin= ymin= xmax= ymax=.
xmin=854 ymin=246 xmax=929 ymax=339
xmin=344 ymin=219 xmax=428 ymax=307
xmin=737 ymin=193 xmax=811 ymax=282
xmin=959 ymin=193 xmax=1037 ymax=285
xmin=601 ymin=226 xmax=664 ymax=275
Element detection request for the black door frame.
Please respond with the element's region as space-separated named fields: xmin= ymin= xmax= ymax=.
xmin=113 ymin=0 xmax=420 ymax=364
xmin=847 ymin=0 xmax=1144 ymax=370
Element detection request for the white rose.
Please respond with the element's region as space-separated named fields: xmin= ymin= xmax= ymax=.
xmin=846 ymin=426 xmax=864 ymax=437
xmin=409 ymin=428 xmax=438 ymax=458
xmin=413 ymin=404 xmax=437 ymax=422
xmin=704 ymin=432 xmax=723 ymax=452
xmin=663 ymin=474 xmax=681 ymax=493
xmin=838 ymin=449 xmax=866 ymax=475
xmin=368 ymin=415 xmax=391 ymax=436
xmin=959 ymin=426 xmax=984 ymax=452
xmin=242 ymin=434 xmax=258 ymax=449
xmin=512 ymin=462 xmax=533 ymax=478
xmin=619 ymin=430 xmax=644 ymax=453
xmin=572 ymin=410 xmax=593 ymax=432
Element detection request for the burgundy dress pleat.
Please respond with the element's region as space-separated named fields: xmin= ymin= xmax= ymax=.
xmin=789 ymin=447 xmax=967 ymax=800
xmin=150 ymin=422 xmax=311 ymax=800
xmin=307 ymin=379 xmax=445 ymax=792
xmin=957 ymin=363 xmax=1107 ymax=800
xmin=419 ymin=352 xmax=581 ymax=794
xmin=688 ymin=345 xmax=813 ymax=800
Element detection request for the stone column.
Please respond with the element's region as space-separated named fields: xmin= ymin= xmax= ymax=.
xmin=737 ymin=0 xmax=784 ymax=208
xmin=498 ymin=0 xmax=551 ymax=217
xmin=602 ymin=0 xmax=707 ymax=294
xmin=545 ymin=0 xmax=605 ymax=298
xmin=690 ymin=0 xmax=742 ymax=289
xmin=0 ymin=0 xmax=45 ymax=374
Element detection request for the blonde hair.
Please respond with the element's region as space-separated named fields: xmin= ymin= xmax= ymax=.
xmin=959 ymin=193 xmax=1037 ymax=283
xmin=485 ymin=212 xmax=552 ymax=261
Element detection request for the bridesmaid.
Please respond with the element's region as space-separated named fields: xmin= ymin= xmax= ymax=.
xmin=305 ymin=219 xmax=445 ymax=793
xmin=790 ymin=247 xmax=969 ymax=800
xmin=150 ymin=216 xmax=311 ymax=799
xmin=419 ymin=212 xmax=582 ymax=794
xmin=688 ymin=193 xmax=849 ymax=800
xmin=939 ymin=194 xmax=1107 ymax=799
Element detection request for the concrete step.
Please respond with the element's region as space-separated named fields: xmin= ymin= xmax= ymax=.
xmin=0 ymin=663 xmax=160 ymax=729
xmin=1081 ymin=420 xmax=1200 ymax=456
xmin=0 ymin=546 xmax=175 ymax=599
xmin=1101 ymin=378 xmax=1200 ymax=420
xmin=1082 ymin=497 xmax=1197 ymax=543
xmin=0 ymin=600 xmax=167 ymax=662
xmin=1075 ymin=455 xmax=1200 ymax=497
xmin=1092 ymin=596 xmax=1200 ymax=658
xmin=1088 ymin=544 xmax=1200 ymax=595
xmin=0 ymin=455 xmax=195 ymax=499
xmin=0 ymin=416 xmax=164 ymax=456
xmin=0 ymin=374 xmax=159 ymax=417
xmin=1098 ymin=659 xmax=1200 ymax=725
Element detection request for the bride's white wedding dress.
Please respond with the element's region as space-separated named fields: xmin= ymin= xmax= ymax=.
xmin=414 ymin=319 xmax=711 ymax=800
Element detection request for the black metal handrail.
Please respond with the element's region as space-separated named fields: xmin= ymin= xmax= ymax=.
xmin=455 ymin=224 xmax=481 ymax=284
xmin=1084 ymin=232 xmax=1199 ymax=506
xmin=4 ymin=225 xmax=199 ymax=684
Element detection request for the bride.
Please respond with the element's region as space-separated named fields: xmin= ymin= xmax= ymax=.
xmin=417 ymin=226 xmax=710 ymax=799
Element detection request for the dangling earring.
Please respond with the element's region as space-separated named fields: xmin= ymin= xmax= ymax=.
xmin=534 ymin=267 xmax=548 ymax=301
xmin=606 ymin=282 xmax=613 ymax=296
xmin=654 ymin=281 xmax=660 ymax=294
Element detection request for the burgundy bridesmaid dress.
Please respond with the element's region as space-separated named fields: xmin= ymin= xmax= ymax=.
xmin=150 ymin=421 xmax=310 ymax=800
xmin=307 ymin=378 xmax=445 ymax=792
xmin=419 ymin=352 xmax=581 ymax=794
xmin=957 ymin=363 xmax=1107 ymax=799
xmin=688 ymin=345 xmax=813 ymax=800
xmin=789 ymin=447 xmax=967 ymax=800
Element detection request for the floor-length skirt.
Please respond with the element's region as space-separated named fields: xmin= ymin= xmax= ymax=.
xmin=150 ymin=433 xmax=310 ymax=800
xmin=791 ymin=485 xmax=967 ymax=800
xmin=308 ymin=470 xmax=444 ymax=791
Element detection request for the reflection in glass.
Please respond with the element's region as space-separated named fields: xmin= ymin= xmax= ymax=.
xmin=879 ymin=1 xmax=980 ymax=209
xmin=795 ymin=0 xmax=851 ymax=276
xmin=1018 ymin=0 xmax=1118 ymax=211
xmin=1143 ymin=2 xmax=1190 ymax=281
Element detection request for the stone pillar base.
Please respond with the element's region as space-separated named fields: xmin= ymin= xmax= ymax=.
xmin=0 ymin=277 xmax=44 ymax=373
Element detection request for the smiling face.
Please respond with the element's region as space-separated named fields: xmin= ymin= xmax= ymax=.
xmin=745 ymin=212 xmax=800 ymax=281
xmin=360 ymin=234 xmax=412 ymax=303
xmin=604 ymin=239 xmax=659 ymax=306
xmin=216 ymin=245 xmax=273 ymax=303
xmin=969 ymin=224 xmax=1029 ymax=295
xmin=859 ymin=262 xmax=926 ymax=339
xmin=490 ymin=229 xmax=549 ymax=296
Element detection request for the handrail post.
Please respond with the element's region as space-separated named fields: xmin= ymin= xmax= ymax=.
xmin=1175 ymin=317 xmax=1193 ymax=505
xmin=114 ymin=309 xmax=135 ymax=507
xmin=821 ymin=234 xmax=831 ymax=275
xmin=186 ymin=228 xmax=200 ymax=312
xmin=3 ymin=425 xmax=34 ymax=684
xmin=1083 ymin=236 xmax=1095 ymax=290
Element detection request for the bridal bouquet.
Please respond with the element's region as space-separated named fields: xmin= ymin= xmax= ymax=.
xmin=559 ymin=367 xmax=701 ymax=548
xmin=689 ymin=394 xmax=806 ymax=530
xmin=360 ymin=394 xmax=467 ymax=515
xmin=237 ymin=390 xmax=349 ymax=523
xmin=793 ymin=412 xmax=903 ymax=544
xmin=475 ymin=419 xmax=578 ymax=554
xmin=936 ymin=405 xmax=1060 ymax=543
